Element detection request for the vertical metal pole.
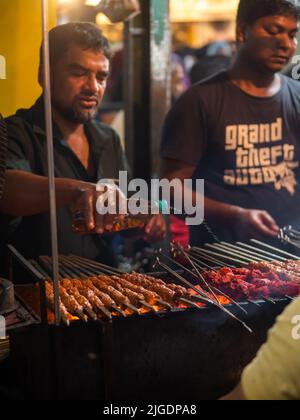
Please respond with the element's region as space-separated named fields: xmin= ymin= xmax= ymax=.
xmin=41 ymin=0 xmax=60 ymax=325
xmin=123 ymin=20 xmax=135 ymax=168
xmin=124 ymin=0 xmax=171 ymax=180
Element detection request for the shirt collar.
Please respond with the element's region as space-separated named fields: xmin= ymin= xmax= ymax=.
xmin=29 ymin=96 xmax=107 ymax=152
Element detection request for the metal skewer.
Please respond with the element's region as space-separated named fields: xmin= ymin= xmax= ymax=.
xmin=155 ymin=258 xmax=253 ymax=334
xmin=171 ymin=244 xmax=220 ymax=302
xmin=204 ymin=244 xmax=255 ymax=263
xmin=236 ymin=242 xmax=288 ymax=262
xmin=62 ymin=256 xmax=99 ymax=276
xmin=69 ymin=255 xmax=123 ymax=275
xmin=192 ymin=247 xmax=243 ymax=266
xmin=219 ymin=242 xmax=274 ymax=262
xmin=250 ymin=239 xmax=300 ymax=260
xmin=165 ymin=246 xmax=249 ymax=315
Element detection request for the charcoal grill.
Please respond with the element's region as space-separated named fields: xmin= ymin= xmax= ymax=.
xmin=5 ymin=245 xmax=296 ymax=400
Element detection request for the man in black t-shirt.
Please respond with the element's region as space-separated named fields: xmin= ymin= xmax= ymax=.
xmin=0 ymin=23 xmax=166 ymax=265
xmin=161 ymin=0 xmax=300 ymax=244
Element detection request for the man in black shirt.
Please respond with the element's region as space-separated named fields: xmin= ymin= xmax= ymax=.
xmin=0 ymin=23 xmax=166 ymax=263
xmin=161 ymin=0 xmax=300 ymax=244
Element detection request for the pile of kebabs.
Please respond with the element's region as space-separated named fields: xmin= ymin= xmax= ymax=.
xmin=44 ymin=258 xmax=300 ymax=325
xmin=45 ymin=273 xmax=208 ymax=324
xmin=202 ymin=264 xmax=300 ymax=301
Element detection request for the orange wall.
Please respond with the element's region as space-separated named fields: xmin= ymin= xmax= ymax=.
xmin=0 ymin=0 xmax=57 ymax=117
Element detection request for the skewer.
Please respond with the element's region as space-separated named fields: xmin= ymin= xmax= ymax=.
xmin=162 ymin=248 xmax=248 ymax=315
xmin=263 ymin=297 xmax=277 ymax=305
xmin=29 ymin=259 xmax=50 ymax=279
xmin=204 ymin=244 xmax=255 ymax=263
xmin=219 ymin=242 xmax=274 ymax=262
xmin=83 ymin=306 xmax=98 ymax=321
xmin=123 ymin=302 xmax=140 ymax=315
xmin=247 ymin=299 xmax=261 ymax=307
xmin=111 ymin=305 xmax=127 ymax=317
xmin=188 ymin=253 xmax=224 ymax=273
xmin=57 ymin=261 xmax=79 ymax=280
xmin=189 ymin=248 xmax=224 ymax=267
xmin=155 ymin=259 xmax=253 ymax=334
xmin=191 ymin=247 xmax=239 ymax=267
xmin=62 ymin=257 xmax=99 ymax=276
xmin=96 ymin=306 xmax=113 ymax=320
xmin=59 ymin=313 xmax=70 ymax=326
xmin=74 ymin=308 xmax=88 ymax=323
xmin=140 ymin=301 xmax=158 ymax=313
xmin=154 ymin=259 xmax=214 ymax=305
xmin=38 ymin=256 xmax=62 ymax=279
xmin=156 ymin=299 xmax=173 ymax=310
xmin=180 ymin=253 xmax=260 ymax=310
xmin=69 ymin=255 xmax=123 ymax=275
xmin=236 ymin=242 xmax=288 ymax=262
xmin=286 ymin=295 xmax=297 ymax=301
xmin=170 ymin=244 xmax=220 ymax=303
xmin=59 ymin=256 xmax=94 ymax=278
xmin=178 ymin=297 xmax=201 ymax=309
xmin=56 ymin=256 xmax=87 ymax=278
xmin=250 ymin=239 xmax=300 ymax=260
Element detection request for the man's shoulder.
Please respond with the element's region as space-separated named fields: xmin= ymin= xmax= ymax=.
xmin=91 ymin=120 xmax=117 ymax=137
xmin=283 ymin=74 xmax=300 ymax=94
xmin=176 ymin=71 xmax=229 ymax=108
xmin=5 ymin=107 xmax=34 ymax=131
xmin=88 ymin=120 xmax=122 ymax=150
xmin=188 ymin=71 xmax=228 ymax=95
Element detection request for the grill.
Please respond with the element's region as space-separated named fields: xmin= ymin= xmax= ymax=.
xmin=5 ymin=240 xmax=300 ymax=400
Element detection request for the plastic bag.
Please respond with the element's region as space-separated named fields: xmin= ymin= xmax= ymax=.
xmin=100 ymin=0 xmax=141 ymax=23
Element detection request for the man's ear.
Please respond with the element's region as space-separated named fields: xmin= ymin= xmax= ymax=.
xmin=236 ymin=21 xmax=247 ymax=43
xmin=38 ymin=65 xmax=43 ymax=88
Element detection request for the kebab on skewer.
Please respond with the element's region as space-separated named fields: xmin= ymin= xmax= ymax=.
xmin=45 ymin=281 xmax=70 ymax=325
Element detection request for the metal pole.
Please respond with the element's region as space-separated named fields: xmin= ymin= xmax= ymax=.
xmin=41 ymin=0 xmax=60 ymax=325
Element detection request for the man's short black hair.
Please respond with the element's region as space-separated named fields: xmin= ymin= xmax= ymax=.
xmin=237 ymin=0 xmax=300 ymax=26
xmin=40 ymin=22 xmax=112 ymax=66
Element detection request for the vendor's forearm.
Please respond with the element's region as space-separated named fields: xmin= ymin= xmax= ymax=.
xmin=0 ymin=170 xmax=91 ymax=216
xmin=204 ymin=196 xmax=242 ymax=225
xmin=161 ymin=160 xmax=242 ymax=226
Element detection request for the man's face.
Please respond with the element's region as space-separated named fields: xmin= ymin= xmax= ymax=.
xmin=239 ymin=15 xmax=299 ymax=73
xmin=50 ymin=44 xmax=110 ymax=123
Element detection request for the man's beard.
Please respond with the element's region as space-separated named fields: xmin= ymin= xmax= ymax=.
xmin=52 ymin=100 xmax=99 ymax=124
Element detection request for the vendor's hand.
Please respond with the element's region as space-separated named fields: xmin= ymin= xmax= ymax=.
xmin=234 ymin=208 xmax=279 ymax=240
xmin=71 ymin=182 xmax=126 ymax=235
xmin=144 ymin=215 xmax=167 ymax=243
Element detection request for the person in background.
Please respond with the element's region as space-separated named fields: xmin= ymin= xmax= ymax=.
xmin=169 ymin=54 xmax=191 ymax=247
xmin=223 ymin=297 xmax=300 ymax=400
xmin=161 ymin=0 xmax=300 ymax=246
xmin=0 ymin=22 xmax=166 ymax=269
xmin=190 ymin=41 xmax=233 ymax=85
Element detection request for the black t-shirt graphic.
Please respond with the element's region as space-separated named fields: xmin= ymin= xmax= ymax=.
xmin=161 ymin=72 xmax=300 ymax=244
